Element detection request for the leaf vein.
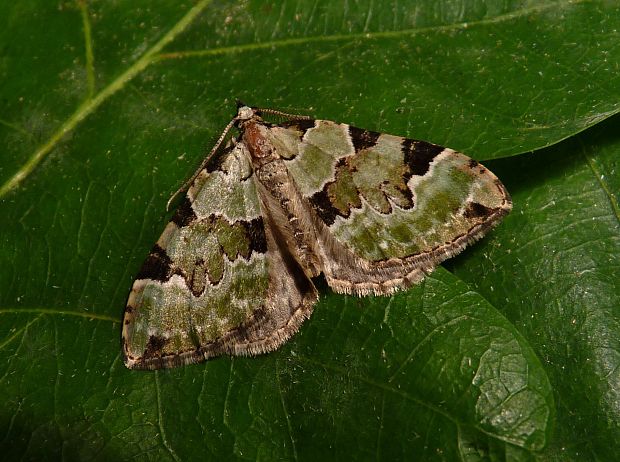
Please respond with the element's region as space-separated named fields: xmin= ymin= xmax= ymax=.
xmin=0 ymin=307 xmax=118 ymax=323
xmin=387 ymin=314 xmax=468 ymax=383
xmin=156 ymin=0 xmax=589 ymax=61
xmin=276 ymin=360 xmax=298 ymax=461
xmin=155 ymin=371 xmax=181 ymax=462
xmin=77 ymin=0 xmax=96 ymax=99
xmin=581 ymin=139 xmax=620 ymax=225
xmin=0 ymin=0 xmax=214 ymax=198
xmin=0 ymin=314 xmax=43 ymax=351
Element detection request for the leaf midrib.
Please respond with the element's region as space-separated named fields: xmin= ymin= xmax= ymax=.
xmin=0 ymin=0 xmax=214 ymax=198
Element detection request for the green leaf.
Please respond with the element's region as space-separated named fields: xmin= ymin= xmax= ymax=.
xmin=1 ymin=1 xmax=618 ymax=460
xmin=0 ymin=271 xmax=553 ymax=460
xmin=449 ymin=115 xmax=620 ymax=460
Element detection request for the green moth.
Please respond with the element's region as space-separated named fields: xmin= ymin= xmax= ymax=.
xmin=122 ymin=104 xmax=512 ymax=370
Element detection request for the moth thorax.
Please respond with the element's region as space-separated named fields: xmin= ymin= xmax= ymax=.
xmin=243 ymin=123 xmax=275 ymax=161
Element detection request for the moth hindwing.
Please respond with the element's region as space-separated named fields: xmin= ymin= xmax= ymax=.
xmin=122 ymin=105 xmax=511 ymax=369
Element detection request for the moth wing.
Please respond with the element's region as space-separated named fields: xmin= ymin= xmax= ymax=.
xmin=270 ymin=120 xmax=511 ymax=295
xmin=122 ymin=142 xmax=317 ymax=369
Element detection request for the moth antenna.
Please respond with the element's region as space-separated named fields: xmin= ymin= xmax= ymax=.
xmin=255 ymin=107 xmax=312 ymax=120
xmin=166 ymin=116 xmax=239 ymax=211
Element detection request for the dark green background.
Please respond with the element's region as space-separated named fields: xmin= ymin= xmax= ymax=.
xmin=1 ymin=1 xmax=618 ymax=460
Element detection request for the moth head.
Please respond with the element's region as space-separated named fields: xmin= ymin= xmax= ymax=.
xmin=236 ymin=105 xmax=256 ymax=122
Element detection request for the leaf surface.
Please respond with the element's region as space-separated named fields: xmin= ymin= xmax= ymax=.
xmin=450 ymin=115 xmax=620 ymax=460
xmin=1 ymin=1 xmax=618 ymax=460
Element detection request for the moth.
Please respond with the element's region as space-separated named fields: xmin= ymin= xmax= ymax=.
xmin=122 ymin=103 xmax=511 ymax=370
